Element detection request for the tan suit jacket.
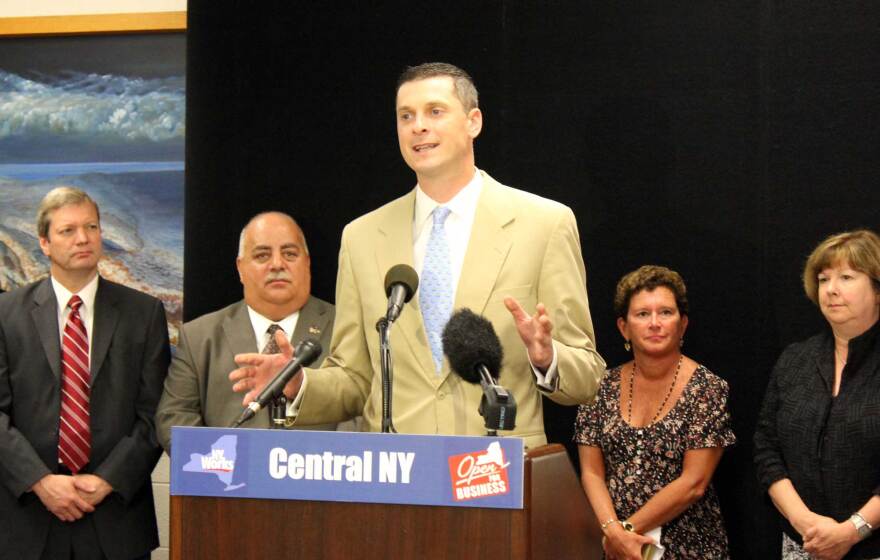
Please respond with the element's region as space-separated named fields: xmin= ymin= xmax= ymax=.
xmin=155 ymin=296 xmax=335 ymax=452
xmin=296 ymin=172 xmax=605 ymax=448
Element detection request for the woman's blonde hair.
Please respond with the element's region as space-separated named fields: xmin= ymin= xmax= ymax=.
xmin=803 ymin=229 xmax=880 ymax=306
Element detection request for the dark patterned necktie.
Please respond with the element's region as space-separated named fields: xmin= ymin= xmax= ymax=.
xmin=59 ymin=295 xmax=90 ymax=473
xmin=263 ymin=324 xmax=284 ymax=354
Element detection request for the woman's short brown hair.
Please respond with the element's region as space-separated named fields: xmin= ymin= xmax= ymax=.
xmin=803 ymin=229 xmax=880 ymax=306
xmin=613 ymin=265 xmax=689 ymax=319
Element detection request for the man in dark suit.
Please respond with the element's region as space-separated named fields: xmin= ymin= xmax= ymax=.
xmin=155 ymin=211 xmax=338 ymax=452
xmin=0 ymin=186 xmax=170 ymax=559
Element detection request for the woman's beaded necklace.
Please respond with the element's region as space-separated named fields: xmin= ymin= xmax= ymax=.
xmin=627 ymin=354 xmax=683 ymax=425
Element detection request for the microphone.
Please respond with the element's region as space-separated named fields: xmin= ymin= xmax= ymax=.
xmin=442 ymin=308 xmax=517 ymax=432
xmin=376 ymin=265 xmax=417 ymax=433
xmin=384 ymin=264 xmax=419 ymax=323
xmin=231 ymin=338 xmax=323 ymax=428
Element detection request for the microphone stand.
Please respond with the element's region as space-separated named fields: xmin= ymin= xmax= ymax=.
xmin=479 ymin=367 xmax=498 ymax=437
xmin=375 ymin=317 xmax=396 ymax=433
xmin=269 ymin=395 xmax=287 ymax=429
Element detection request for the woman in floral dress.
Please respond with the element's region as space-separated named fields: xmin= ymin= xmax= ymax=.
xmin=575 ymin=265 xmax=735 ymax=559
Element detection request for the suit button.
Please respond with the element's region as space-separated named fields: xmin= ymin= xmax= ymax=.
xmin=437 ymin=391 xmax=446 ymax=400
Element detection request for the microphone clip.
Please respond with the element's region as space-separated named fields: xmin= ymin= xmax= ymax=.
xmin=477 ymin=367 xmax=517 ymax=432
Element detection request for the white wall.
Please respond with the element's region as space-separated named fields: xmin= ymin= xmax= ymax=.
xmin=152 ymin=455 xmax=171 ymax=560
xmin=0 ymin=0 xmax=185 ymax=17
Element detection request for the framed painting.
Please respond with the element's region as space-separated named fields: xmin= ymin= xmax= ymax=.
xmin=0 ymin=13 xmax=186 ymax=343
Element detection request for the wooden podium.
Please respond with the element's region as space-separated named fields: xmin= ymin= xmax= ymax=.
xmin=171 ymin=443 xmax=602 ymax=559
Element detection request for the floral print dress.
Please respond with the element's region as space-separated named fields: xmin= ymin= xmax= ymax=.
xmin=574 ymin=364 xmax=736 ymax=559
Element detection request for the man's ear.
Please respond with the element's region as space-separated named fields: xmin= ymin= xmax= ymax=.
xmin=39 ymin=236 xmax=51 ymax=257
xmin=467 ymin=108 xmax=483 ymax=139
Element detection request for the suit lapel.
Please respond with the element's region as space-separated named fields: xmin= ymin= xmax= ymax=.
xmin=376 ymin=190 xmax=437 ymax=380
xmin=444 ymin=175 xmax=515 ymax=382
xmin=222 ymin=301 xmax=260 ymax=355
xmin=454 ymin=174 xmax=515 ymax=315
xmin=292 ymin=297 xmax=331 ymax=344
xmin=90 ymin=278 xmax=119 ymax=383
xmin=32 ymin=278 xmax=62 ymax=381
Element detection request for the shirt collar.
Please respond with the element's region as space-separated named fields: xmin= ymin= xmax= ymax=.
xmin=414 ymin=167 xmax=483 ymax=229
xmin=50 ymin=273 xmax=99 ymax=311
xmin=845 ymin=317 xmax=880 ymax=373
xmin=246 ymin=305 xmax=300 ymax=343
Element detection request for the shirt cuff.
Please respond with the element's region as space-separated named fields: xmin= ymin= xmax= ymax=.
xmin=284 ymin=370 xmax=308 ymax=418
xmin=530 ymin=343 xmax=558 ymax=392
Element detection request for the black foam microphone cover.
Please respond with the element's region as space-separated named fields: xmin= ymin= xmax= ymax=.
xmin=441 ymin=308 xmax=504 ymax=383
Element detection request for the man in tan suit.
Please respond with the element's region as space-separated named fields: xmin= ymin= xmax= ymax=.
xmin=155 ymin=212 xmax=335 ymax=452
xmin=231 ymin=63 xmax=605 ymax=448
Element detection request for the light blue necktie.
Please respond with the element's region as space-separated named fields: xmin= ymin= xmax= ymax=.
xmin=419 ymin=206 xmax=453 ymax=372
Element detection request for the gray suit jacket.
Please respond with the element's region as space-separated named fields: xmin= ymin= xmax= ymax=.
xmin=155 ymin=296 xmax=335 ymax=451
xmin=0 ymin=277 xmax=170 ymax=560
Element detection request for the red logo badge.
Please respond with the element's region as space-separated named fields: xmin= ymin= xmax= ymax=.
xmin=448 ymin=442 xmax=510 ymax=501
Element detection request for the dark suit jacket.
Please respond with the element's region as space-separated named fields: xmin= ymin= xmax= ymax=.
xmin=0 ymin=277 xmax=170 ymax=560
xmin=155 ymin=296 xmax=336 ymax=452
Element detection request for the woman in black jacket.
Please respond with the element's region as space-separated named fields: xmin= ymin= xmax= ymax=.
xmin=755 ymin=229 xmax=880 ymax=560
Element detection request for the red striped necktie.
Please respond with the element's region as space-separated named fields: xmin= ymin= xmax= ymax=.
xmin=59 ymin=295 xmax=91 ymax=473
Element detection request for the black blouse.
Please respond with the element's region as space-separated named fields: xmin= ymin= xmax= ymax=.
xmin=754 ymin=319 xmax=880 ymax=559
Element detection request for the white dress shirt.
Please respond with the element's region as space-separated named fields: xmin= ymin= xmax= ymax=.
xmin=412 ymin=168 xmax=483 ymax=295
xmin=51 ymin=273 xmax=99 ymax=366
xmin=246 ymin=306 xmax=300 ymax=352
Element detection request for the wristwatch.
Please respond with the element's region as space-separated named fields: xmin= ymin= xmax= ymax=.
xmin=850 ymin=512 xmax=874 ymax=540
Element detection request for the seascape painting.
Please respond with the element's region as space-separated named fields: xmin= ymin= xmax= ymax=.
xmin=0 ymin=33 xmax=185 ymax=343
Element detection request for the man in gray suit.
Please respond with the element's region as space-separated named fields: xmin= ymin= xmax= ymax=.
xmin=156 ymin=211 xmax=336 ymax=452
xmin=0 ymin=186 xmax=170 ymax=559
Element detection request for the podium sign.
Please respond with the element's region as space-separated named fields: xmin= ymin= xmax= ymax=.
xmin=170 ymin=426 xmax=525 ymax=509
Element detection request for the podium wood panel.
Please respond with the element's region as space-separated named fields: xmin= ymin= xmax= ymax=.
xmin=171 ymin=444 xmax=601 ymax=559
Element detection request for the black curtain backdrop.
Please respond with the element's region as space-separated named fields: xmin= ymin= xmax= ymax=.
xmin=184 ymin=3 xmax=879 ymax=557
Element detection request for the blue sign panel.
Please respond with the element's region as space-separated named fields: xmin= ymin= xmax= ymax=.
xmin=170 ymin=427 xmax=525 ymax=509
